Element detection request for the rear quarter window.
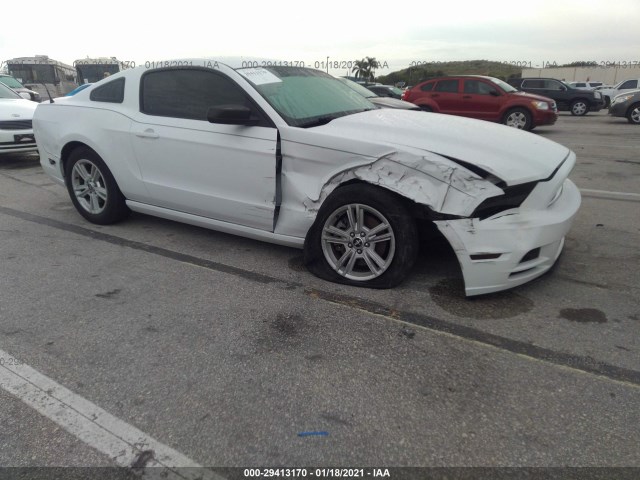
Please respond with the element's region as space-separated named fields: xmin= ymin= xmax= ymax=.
xmin=90 ymin=78 xmax=125 ymax=103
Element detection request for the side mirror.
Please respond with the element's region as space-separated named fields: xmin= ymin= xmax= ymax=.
xmin=207 ymin=105 xmax=258 ymax=126
xmin=559 ymin=85 xmax=567 ymax=91
xmin=489 ymin=89 xmax=500 ymax=96
xmin=19 ymin=92 xmax=31 ymax=100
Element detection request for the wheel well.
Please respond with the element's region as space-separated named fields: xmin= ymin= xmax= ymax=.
xmin=415 ymin=101 xmax=437 ymax=112
xmin=333 ymin=179 xmax=441 ymax=222
xmin=572 ymin=98 xmax=588 ymax=104
xmin=504 ymin=106 xmax=531 ymax=116
xmin=626 ymin=102 xmax=640 ymax=116
xmin=60 ymin=141 xmax=95 ymax=177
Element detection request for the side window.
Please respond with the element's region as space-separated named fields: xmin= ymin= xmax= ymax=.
xmin=90 ymin=78 xmax=125 ymax=103
xmin=620 ymin=80 xmax=637 ymax=89
xmin=434 ymin=79 xmax=459 ymax=93
xmin=463 ymin=80 xmax=495 ymax=95
xmin=522 ymin=79 xmax=544 ymax=89
xmin=420 ymin=82 xmax=434 ymax=92
xmin=575 ymin=83 xmax=586 ymax=88
xmin=544 ymin=80 xmax=563 ymax=90
xmin=141 ymin=69 xmax=263 ymax=122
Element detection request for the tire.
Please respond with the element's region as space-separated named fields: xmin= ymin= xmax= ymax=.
xmin=603 ymin=96 xmax=611 ymax=108
xmin=570 ymin=100 xmax=589 ymax=116
xmin=503 ymin=108 xmax=532 ymax=130
xmin=626 ymin=103 xmax=640 ymax=125
xmin=419 ymin=106 xmax=433 ymax=112
xmin=65 ymin=147 xmax=130 ymax=224
xmin=304 ymin=184 xmax=419 ymax=289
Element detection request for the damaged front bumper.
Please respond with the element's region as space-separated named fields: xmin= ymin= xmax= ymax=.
xmin=435 ymin=177 xmax=581 ymax=296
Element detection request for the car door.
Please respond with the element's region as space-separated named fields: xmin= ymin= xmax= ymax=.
xmin=429 ymin=79 xmax=461 ymax=114
xmin=460 ymin=79 xmax=503 ymax=120
xmin=542 ymin=79 xmax=570 ymax=108
xmin=130 ymin=67 xmax=278 ymax=231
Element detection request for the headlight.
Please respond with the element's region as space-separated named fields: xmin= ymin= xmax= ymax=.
xmin=612 ymin=94 xmax=633 ymax=105
xmin=594 ymin=92 xmax=601 ymax=98
xmin=531 ymin=101 xmax=549 ymax=110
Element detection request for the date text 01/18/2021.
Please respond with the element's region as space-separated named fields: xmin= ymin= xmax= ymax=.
xmin=243 ymin=468 xmax=391 ymax=477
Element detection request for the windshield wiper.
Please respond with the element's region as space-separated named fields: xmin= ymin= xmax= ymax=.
xmin=297 ymin=116 xmax=338 ymax=128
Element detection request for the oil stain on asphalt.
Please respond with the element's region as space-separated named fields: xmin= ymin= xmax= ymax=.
xmin=560 ymin=308 xmax=608 ymax=323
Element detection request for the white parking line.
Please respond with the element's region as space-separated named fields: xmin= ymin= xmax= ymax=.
xmin=0 ymin=348 xmax=222 ymax=479
xmin=580 ymin=188 xmax=640 ymax=199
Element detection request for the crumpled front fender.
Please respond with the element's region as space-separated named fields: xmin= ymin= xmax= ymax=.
xmin=303 ymin=151 xmax=503 ymax=217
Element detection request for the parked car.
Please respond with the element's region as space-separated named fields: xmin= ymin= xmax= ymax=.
xmin=365 ymin=85 xmax=405 ymax=99
xmin=401 ymin=75 xmax=557 ymax=130
xmin=336 ymin=77 xmax=420 ymax=110
xmin=608 ymin=89 xmax=640 ymax=124
xmin=0 ymin=82 xmax=38 ymax=154
xmin=0 ymin=74 xmax=41 ymax=102
xmin=33 ymin=60 xmax=581 ymax=296
xmin=568 ymin=81 xmax=603 ymax=89
xmin=507 ymin=77 xmax=603 ymax=116
xmin=599 ymin=79 xmax=640 ymax=107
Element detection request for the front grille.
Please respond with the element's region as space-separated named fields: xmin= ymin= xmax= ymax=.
xmin=0 ymin=120 xmax=33 ymax=130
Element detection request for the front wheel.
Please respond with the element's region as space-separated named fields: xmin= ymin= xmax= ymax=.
xmin=503 ymin=108 xmax=532 ymax=130
xmin=570 ymin=100 xmax=589 ymax=116
xmin=627 ymin=103 xmax=640 ymax=124
xmin=304 ymin=185 xmax=418 ymax=288
xmin=65 ymin=147 xmax=130 ymax=224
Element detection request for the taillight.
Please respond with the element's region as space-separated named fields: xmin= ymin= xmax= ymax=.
xmin=401 ymin=90 xmax=409 ymax=101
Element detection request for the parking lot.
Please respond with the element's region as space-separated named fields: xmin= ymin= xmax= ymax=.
xmin=1 ymin=110 xmax=639 ymax=476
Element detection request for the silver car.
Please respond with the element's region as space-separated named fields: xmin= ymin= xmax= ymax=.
xmin=608 ymin=89 xmax=640 ymax=125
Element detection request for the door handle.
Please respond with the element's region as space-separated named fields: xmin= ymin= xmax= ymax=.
xmin=431 ymin=94 xmax=440 ymax=98
xmin=462 ymin=95 xmax=472 ymax=99
xmin=136 ymin=129 xmax=159 ymax=139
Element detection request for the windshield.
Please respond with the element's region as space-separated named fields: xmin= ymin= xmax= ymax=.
xmin=489 ymin=77 xmax=518 ymax=93
xmin=239 ymin=66 xmax=375 ymax=128
xmin=0 ymin=82 xmax=22 ymax=99
xmin=76 ymin=64 xmax=120 ymax=83
xmin=0 ymin=75 xmax=24 ymax=89
xmin=336 ymin=77 xmax=379 ymax=98
xmin=387 ymin=86 xmax=404 ymax=96
xmin=8 ymin=64 xmax=56 ymax=84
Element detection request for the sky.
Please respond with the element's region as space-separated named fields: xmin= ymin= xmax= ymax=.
xmin=1 ymin=0 xmax=638 ymax=76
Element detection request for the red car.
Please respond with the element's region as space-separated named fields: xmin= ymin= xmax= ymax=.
xmin=402 ymin=75 xmax=557 ymax=131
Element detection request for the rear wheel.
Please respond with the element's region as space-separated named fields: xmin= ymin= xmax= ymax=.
xmin=627 ymin=103 xmax=640 ymax=124
xmin=503 ymin=108 xmax=532 ymax=130
xmin=304 ymin=185 xmax=418 ymax=288
xmin=65 ymin=147 xmax=130 ymax=224
xmin=419 ymin=106 xmax=433 ymax=112
xmin=570 ymin=100 xmax=589 ymax=116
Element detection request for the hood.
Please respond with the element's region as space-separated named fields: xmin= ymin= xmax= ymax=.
xmin=369 ymin=97 xmax=420 ymax=110
xmin=0 ymin=98 xmax=38 ymax=120
xmin=614 ymin=89 xmax=640 ymax=100
xmin=511 ymin=91 xmax=556 ymax=104
xmin=313 ymin=109 xmax=571 ymax=185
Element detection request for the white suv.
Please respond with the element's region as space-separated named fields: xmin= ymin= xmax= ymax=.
xmin=569 ymin=81 xmax=603 ymax=90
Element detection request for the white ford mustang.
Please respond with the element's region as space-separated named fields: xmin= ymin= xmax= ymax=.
xmin=33 ymin=59 xmax=581 ymax=295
